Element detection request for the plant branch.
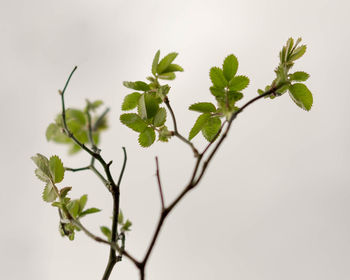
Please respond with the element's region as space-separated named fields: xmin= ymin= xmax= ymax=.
xmin=155 ymin=157 xmax=165 ymax=210
xmin=65 ymin=166 xmax=90 ymax=172
xmin=164 ymin=97 xmax=199 ymax=157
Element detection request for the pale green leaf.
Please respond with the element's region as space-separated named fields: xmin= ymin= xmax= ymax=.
xmin=121 ymin=92 xmax=141 ymax=111
xmin=35 ymin=168 xmax=51 ymax=183
xmin=118 ymin=210 xmax=124 ymax=224
xmin=229 ymin=75 xmax=250 ymax=91
xmin=157 ymin=52 xmax=178 ymax=74
xmin=42 ymin=182 xmax=57 ymax=203
xmin=67 ymin=200 xmax=80 ymax=219
xmin=121 ymin=220 xmax=132 ymax=232
xmin=189 ymin=113 xmax=211 ymax=140
xmin=100 ymin=226 xmax=111 ymax=241
xmin=79 ymin=208 xmax=101 ymax=218
xmin=210 ymin=67 xmax=227 ymax=88
xmin=49 ymin=155 xmax=65 ymax=183
xmin=163 ymin=64 xmax=184 ymax=72
xmin=120 ymin=113 xmax=148 ymax=132
xmin=210 ymin=87 xmax=225 ymax=97
xmin=189 ymin=102 xmax=216 ymax=113
xmin=153 ymin=108 xmax=167 ymax=127
xmin=79 ymin=194 xmax=88 ymax=211
xmin=289 ymin=83 xmax=313 ymax=111
xmin=138 ymin=127 xmax=156 ymax=147
xmin=32 ymin=154 xmax=51 ymax=181
xmin=202 ymin=117 xmax=222 ymax=142
xmin=138 ymin=94 xmax=159 ymax=119
xmin=158 ymin=126 xmax=172 ymax=142
xmin=123 ymin=81 xmax=150 ymax=92
xmin=289 ymin=71 xmax=310 ymax=82
xmin=152 ymin=50 xmax=160 ymax=76
xmin=66 ymin=109 xmax=86 ymax=125
xmin=223 ymin=54 xmax=238 ymax=81
xmin=158 ymin=72 xmax=176 ymax=80
xmin=290 ymin=45 xmax=307 ymax=61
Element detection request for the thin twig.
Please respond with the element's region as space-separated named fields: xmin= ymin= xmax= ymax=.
xmin=164 ymin=97 xmax=199 ymax=157
xmin=65 ymin=166 xmax=90 ymax=172
xmin=155 ymin=157 xmax=165 ymax=210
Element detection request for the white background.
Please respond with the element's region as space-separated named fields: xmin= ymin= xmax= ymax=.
xmin=1 ymin=0 xmax=349 ymax=279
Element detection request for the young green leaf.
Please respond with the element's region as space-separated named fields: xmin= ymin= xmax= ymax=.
xmin=79 ymin=208 xmax=101 ymax=218
xmin=289 ymin=71 xmax=310 ymax=82
xmin=188 ymin=113 xmax=211 ymax=140
xmin=189 ymin=102 xmax=216 ymax=113
xmin=60 ymin=186 xmax=72 ymax=198
xmin=32 ymin=154 xmax=51 ymax=180
xmin=138 ymin=127 xmax=156 ymax=147
xmin=42 ymin=182 xmax=58 ymax=202
xmin=100 ymin=226 xmax=111 ymax=241
xmin=121 ymin=92 xmax=141 ymax=111
xmin=121 ymin=220 xmax=132 ymax=232
xmin=79 ymin=194 xmax=88 ymax=211
xmin=67 ymin=200 xmax=80 ymax=219
xmin=123 ymin=81 xmax=150 ymax=92
xmin=289 ymin=83 xmax=313 ymax=111
xmin=223 ymin=54 xmax=238 ymax=81
xmin=158 ymin=72 xmax=176 ymax=80
xmin=210 ymin=86 xmax=225 ymax=97
xmin=202 ymin=117 xmax=222 ymax=142
xmin=163 ymin=64 xmax=184 ymax=73
xmin=289 ymin=45 xmax=307 ymax=61
xmin=118 ymin=210 xmax=124 ymax=224
xmin=120 ymin=113 xmax=148 ymax=132
xmin=152 ymin=50 xmax=160 ymax=76
xmin=228 ymin=75 xmax=250 ymax=91
xmin=153 ymin=108 xmax=167 ymax=127
xmin=157 ymin=52 xmax=178 ymax=74
xmin=49 ymin=155 xmax=65 ymax=183
xmin=66 ymin=109 xmax=86 ymax=125
xmin=209 ymin=67 xmax=227 ymax=88
xmin=138 ymin=94 xmax=159 ymax=119
xmin=158 ymin=126 xmax=172 ymax=142
xmin=35 ymin=169 xmax=51 ymax=183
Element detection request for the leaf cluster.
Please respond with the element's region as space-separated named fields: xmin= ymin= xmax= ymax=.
xmin=46 ymin=100 xmax=108 ymax=154
xmin=188 ymin=55 xmax=250 ymax=142
xmin=31 ymin=153 xmax=101 ymax=240
xmin=258 ymin=38 xmax=313 ymax=111
xmin=120 ymin=51 xmax=183 ymax=147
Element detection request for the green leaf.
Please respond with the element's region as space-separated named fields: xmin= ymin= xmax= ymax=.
xmin=49 ymin=155 xmax=65 ymax=183
xmin=79 ymin=208 xmax=101 ymax=218
xmin=138 ymin=127 xmax=156 ymax=147
xmin=46 ymin=123 xmax=60 ymax=141
xmin=35 ymin=169 xmax=51 ymax=183
xmin=289 ymin=83 xmax=313 ymax=111
xmin=163 ymin=64 xmax=184 ymax=72
xmin=289 ymin=71 xmax=310 ymax=82
xmin=228 ymin=75 xmax=250 ymax=91
xmin=210 ymin=86 xmax=225 ymax=97
xmin=227 ymin=91 xmax=243 ymax=102
xmin=120 ymin=113 xmax=148 ymax=132
xmin=290 ymin=45 xmax=307 ymax=61
xmin=121 ymin=92 xmax=141 ymax=111
xmin=158 ymin=72 xmax=176 ymax=80
xmin=32 ymin=153 xmax=51 ymax=178
xmin=66 ymin=109 xmax=86 ymax=126
xmin=123 ymin=81 xmax=150 ymax=92
xmin=202 ymin=117 xmax=222 ymax=142
xmin=188 ymin=113 xmax=211 ymax=140
xmin=67 ymin=200 xmax=80 ymax=219
xmin=79 ymin=194 xmax=88 ymax=211
xmin=157 ymin=52 xmax=178 ymax=74
xmin=89 ymin=100 xmax=103 ymax=111
xmin=158 ymin=126 xmax=172 ymax=142
xmin=152 ymin=50 xmax=160 ymax=76
xmin=189 ymin=102 xmax=216 ymax=113
xmin=60 ymin=186 xmax=72 ymax=198
xmin=42 ymin=182 xmax=57 ymax=202
xmin=118 ymin=210 xmax=124 ymax=224
xmin=138 ymin=94 xmax=159 ymax=119
xmin=153 ymin=108 xmax=167 ymax=127
xmin=100 ymin=226 xmax=111 ymax=241
xmin=121 ymin=220 xmax=132 ymax=232
xmin=222 ymin=54 xmax=238 ymax=81
xmin=209 ymin=67 xmax=227 ymax=88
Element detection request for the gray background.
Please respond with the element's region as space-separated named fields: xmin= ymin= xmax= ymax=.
xmin=1 ymin=0 xmax=349 ymax=279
